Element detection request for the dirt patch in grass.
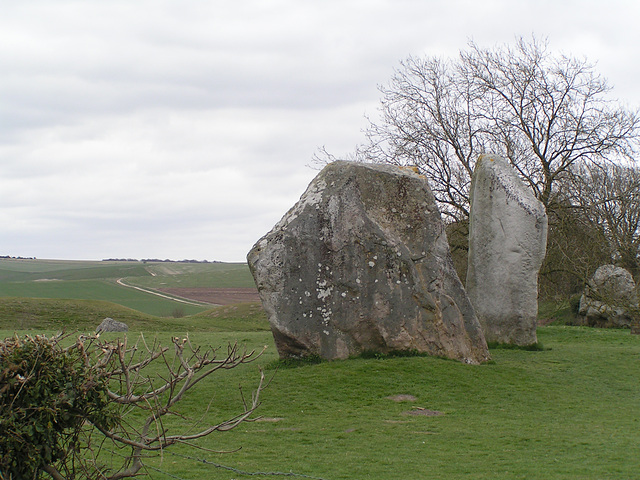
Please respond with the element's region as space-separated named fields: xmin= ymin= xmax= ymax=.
xmin=157 ymin=287 xmax=260 ymax=305
xmin=386 ymin=394 xmax=418 ymax=402
xmin=254 ymin=417 xmax=284 ymax=423
xmin=387 ymin=395 xmax=443 ymax=416
xmin=402 ymin=408 xmax=444 ymax=417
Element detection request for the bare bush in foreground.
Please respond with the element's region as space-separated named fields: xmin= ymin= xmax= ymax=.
xmin=0 ymin=333 xmax=266 ymax=479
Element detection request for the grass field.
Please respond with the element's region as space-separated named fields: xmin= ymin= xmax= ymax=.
xmin=132 ymin=262 xmax=256 ymax=289
xmin=0 ymin=258 xmax=255 ymax=317
xmin=1 ymin=326 xmax=638 ymax=479
xmin=2 ymin=258 xmax=639 ymax=479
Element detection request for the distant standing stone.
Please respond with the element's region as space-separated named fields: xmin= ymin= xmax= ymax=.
xmin=96 ymin=317 xmax=129 ymax=333
xmin=578 ymin=265 xmax=639 ymax=328
xmin=247 ymin=161 xmax=490 ymax=364
xmin=466 ymin=154 xmax=548 ymax=345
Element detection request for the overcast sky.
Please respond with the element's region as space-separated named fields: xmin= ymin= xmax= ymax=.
xmin=1 ymin=0 xmax=639 ymax=262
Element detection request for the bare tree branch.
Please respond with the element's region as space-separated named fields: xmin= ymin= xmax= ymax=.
xmin=43 ymin=334 xmax=268 ymax=480
xmin=352 ymin=35 xmax=639 ymax=221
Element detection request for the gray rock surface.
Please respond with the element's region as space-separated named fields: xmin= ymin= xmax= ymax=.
xmin=247 ymin=161 xmax=490 ymax=364
xmin=96 ymin=317 xmax=129 ymax=333
xmin=578 ymin=265 xmax=638 ymax=328
xmin=466 ymin=154 xmax=548 ymax=345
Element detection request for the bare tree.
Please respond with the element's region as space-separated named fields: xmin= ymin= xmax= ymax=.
xmin=462 ymin=37 xmax=639 ymax=206
xmin=356 ymin=55 xmax=487 ymax=221
xmin=354 ymin=36 xmax=640 ymax=218
xmin=91 ymin=335 xmax=266 ymax=480
xmin=539 ymin=198 xmax=612 ymax=298
xmin=569 ymin=163 xmax=640 ymax=279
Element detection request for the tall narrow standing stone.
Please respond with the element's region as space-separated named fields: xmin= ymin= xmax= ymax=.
xmin=466 ymin=154 xmax=548 ymax=345
xmin=248 ymin=161 xmax=490 ymax=364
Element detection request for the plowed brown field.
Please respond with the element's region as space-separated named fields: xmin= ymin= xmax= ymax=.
xmin=157 ymin=287 xmax=260 ymax=306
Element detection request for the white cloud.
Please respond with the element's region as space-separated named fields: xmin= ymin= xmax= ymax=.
xmin=1 ymin=0 xmax=639 ymax=261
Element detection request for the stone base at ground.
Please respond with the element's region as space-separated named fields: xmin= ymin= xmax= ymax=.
xmin=248 ymin=161 xmax=490 ymax=364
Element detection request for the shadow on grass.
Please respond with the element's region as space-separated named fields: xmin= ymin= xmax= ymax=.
xmin=487 ymin=341 xmax=548 ymax=351
xmin=265 ymin=348 xmax=449 ymax=370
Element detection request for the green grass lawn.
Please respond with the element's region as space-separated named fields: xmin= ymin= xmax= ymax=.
xmin=3 ymin=325 xmax=636 ymax=479
xmin=193 ymin=326 xmax=640 ymax=480
xmin=2 ymin=258 xmax=639 ymax=479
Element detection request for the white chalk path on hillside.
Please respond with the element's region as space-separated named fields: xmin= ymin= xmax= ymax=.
xmin=116 ymin=278 xmax=210 ymax=306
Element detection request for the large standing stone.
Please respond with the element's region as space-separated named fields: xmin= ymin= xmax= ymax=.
xmin=578 ymin=265 xmax=639 ymax=328
xmin=247 ymin=161 xmax=490 ymax=364
xmin=466 ymin=154 xmax=548 ymax=346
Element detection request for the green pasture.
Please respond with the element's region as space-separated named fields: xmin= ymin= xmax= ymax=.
xmin=0 ymin=297 xmax=270 ymax=332
xmin=1 ymin=326 xmax=638 ymax=479
xmin=130 ymin=261 xmax=255 ymax=288
xmin=0 ymin=259 xmax=149 ymax=282
xmin=0 ymin=258 xmax=254 ymax=317
xmin=0 ymin=279 xmax=206 ymax=317
xmin=2 ymin=258 xmax=639 ymax=478
xmin=119 ymin=326 xmax=640 ymax=480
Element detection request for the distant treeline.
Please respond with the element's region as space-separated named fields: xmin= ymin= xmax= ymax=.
xmin=102 ymin=258 xmax=221 ymax=264
xmin=1 ymin=255 xmax=36 ymax=260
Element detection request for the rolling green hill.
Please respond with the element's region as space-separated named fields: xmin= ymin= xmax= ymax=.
xmin=0 ymin=260 xmax=149 ymax=282
xmin=0 ymin=297 xmax=269 ymax=332
xmin=129 ymin=261 xmax=255 ymax=288
xmin=0 ymin=258 xmax=257 ymax=318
